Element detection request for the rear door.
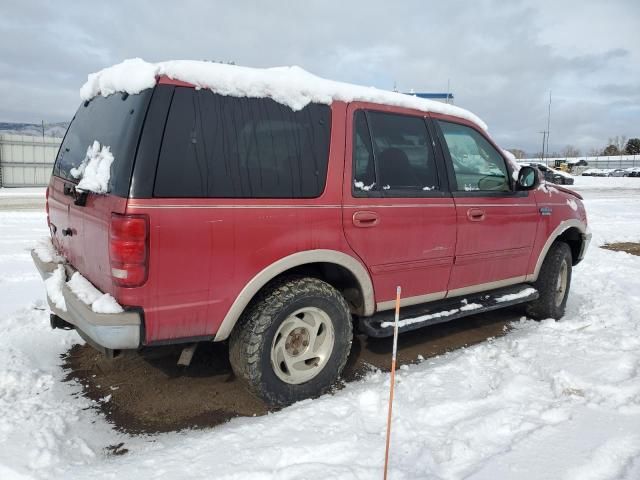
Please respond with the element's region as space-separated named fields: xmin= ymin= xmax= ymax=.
xmin=342 ymin=104 xmax=456 ymax=309
xmin=432 ymin=118 xmax=539 ymax=295
xmin=49 ymin=90 xmax=152 ymax=294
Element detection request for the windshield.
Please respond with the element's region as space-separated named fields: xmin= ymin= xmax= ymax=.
xmin=54 ymin=89 xmax=152 ymax=196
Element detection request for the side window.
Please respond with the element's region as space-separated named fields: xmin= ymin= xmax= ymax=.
xmin=437 ymin=120 xmax=510 ymax=192
xmin=352 ymin=111 xmax=376 ymax=194
xmin=154 ymin=88 xmax=331 ymax=198
xmin=352 ymin=110 xmax=439 ymax=195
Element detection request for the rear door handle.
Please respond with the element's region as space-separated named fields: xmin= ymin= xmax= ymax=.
xmin=353 ymin=211 xmax=379 ymax=228
xmin=467 ymin=208 xmax=486 ymax=222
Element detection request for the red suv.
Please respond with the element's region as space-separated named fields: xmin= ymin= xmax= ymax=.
xmin=33 ymin=60 xmax=590 ymax=406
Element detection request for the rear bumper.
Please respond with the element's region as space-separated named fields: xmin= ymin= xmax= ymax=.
xmin=31 ymin=250 xmax=141 ymax=350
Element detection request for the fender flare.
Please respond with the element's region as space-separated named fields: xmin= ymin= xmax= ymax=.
xmin=213 ymin=249 xmax=375 ymax=341
xmin=526 ymin=219 xmax=588 ymax=282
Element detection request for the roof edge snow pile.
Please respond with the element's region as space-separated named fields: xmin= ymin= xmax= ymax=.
xmin=80 ymin=58 xmax=488 ymax=130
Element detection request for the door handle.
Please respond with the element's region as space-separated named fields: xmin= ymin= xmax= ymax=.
xmin=466 ymin=208 xmax=486 ymax=222
xmin=353 ymin=211 xmax=379 ymax=228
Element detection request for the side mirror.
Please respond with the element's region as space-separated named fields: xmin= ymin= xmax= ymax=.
xmin=517 ymin=166 xmax=538 ymax=190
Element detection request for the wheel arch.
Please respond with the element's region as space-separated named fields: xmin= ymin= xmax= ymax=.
xmin=213 ymin=249 xmax=375 ymax=341
xmin=527 ymin=219 xmax=588 ymax=282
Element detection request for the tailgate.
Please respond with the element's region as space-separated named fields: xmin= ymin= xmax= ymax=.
xmin=49 ymin=89 xmax=152 ymax=295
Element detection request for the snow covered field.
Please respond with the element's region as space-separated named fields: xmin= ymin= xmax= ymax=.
xmin=1 ymin=178 xmax=640 ymax=479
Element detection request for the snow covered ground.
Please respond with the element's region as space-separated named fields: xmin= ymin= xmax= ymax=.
xmin=1 ymin=178 xmax=640 ymax=479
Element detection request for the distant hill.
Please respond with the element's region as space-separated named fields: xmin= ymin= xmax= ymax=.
xmin=0 ymin=122 xmax=68 ymax=138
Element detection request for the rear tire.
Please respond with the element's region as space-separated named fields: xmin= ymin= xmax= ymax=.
xmin=229 ymin=277 xmax=353 ymax=407
xmin=526 ymin=242 xmax=572 ymax=320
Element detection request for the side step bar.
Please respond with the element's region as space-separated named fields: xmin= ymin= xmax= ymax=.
xmin=359 ymin=284 xmax=539 ymax=338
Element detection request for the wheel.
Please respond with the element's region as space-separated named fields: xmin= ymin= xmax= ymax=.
xmin=229 ymin=277 xmax=353 ymax=407
xmin=526 ymin=242 xmax=572 ymax=320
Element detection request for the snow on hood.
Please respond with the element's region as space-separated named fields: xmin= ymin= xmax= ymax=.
xmin=70 ymin=141 xmax=114 ymax=194
xmin=80 ymin=58 xmax=488 ymax=130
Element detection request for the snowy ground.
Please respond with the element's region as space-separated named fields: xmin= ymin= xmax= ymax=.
xmin=1 ymin=178 xmax=640 ymax=479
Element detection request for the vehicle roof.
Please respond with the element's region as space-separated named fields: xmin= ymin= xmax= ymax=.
xmin=80 ymin=58 xmax=487 ymax=130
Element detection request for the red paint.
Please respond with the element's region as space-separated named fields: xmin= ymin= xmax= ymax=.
xmin=156 ymin=75 xmax=195 ymax=88
xmin=47 ymin=90 xmax=588 ymax=346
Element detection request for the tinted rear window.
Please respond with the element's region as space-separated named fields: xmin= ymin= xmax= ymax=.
xmin=54 ymin=90 xmax=152 ymax=196
xmin=154 ymin=88 xmax=331 ymax=198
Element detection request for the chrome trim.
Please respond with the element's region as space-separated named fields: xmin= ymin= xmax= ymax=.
xmin=127 ymin=204 xmax=342 ymax=209
xmin=213 ymin=249 xmax=375 ymax=341
xmin=343 ymin=204 xmax=454 ymax=209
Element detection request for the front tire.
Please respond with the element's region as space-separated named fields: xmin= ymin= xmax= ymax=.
xmin=229 ymin=277 xmax=353 ymax=407
xmin=526 ymin=241 xmax=572 ymax=320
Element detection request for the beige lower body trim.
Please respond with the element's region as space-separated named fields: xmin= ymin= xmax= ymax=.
xmin=446 ymin=276 xmax=527 ymax=299
xmin=376 ymin=291 xmax=446 ymax=311
xmin=213 ymin=249 xmax=375 ymax=341
xmin=525 ymin=219 xmax=587 ymax=282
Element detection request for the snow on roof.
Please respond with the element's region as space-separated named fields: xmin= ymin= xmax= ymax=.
xmin=80 ymin=58 xmax=488 ymax=130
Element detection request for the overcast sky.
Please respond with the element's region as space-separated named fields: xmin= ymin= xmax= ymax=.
xmin=1 ymin=0 xmax=638 ymax=153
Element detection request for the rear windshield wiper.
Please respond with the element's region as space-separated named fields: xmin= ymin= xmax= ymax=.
xmin=63 ymin=182 xmax=89 ymax=207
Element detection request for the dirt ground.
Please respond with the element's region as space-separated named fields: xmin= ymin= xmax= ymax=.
xmin=601 ymin=242 xmax=640 ymax=256
xmin=63 ymin=307 xmax=523 ymax=435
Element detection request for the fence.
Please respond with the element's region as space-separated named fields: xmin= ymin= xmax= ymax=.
xmin=0 ymin=134 xmax=62 ymax=187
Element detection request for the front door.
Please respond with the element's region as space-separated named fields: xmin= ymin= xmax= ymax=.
xmin=432 ymin=118 xmax=539 ymax=296
xmin=342 ymin=104 xmax=456 ymax=310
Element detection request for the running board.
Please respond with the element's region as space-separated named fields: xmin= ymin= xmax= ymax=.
xmin=359 ymin=284 xmax=539 ymax=338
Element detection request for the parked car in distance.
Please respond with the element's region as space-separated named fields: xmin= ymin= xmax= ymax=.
xmin=609 ymin=169 xmax=628 ymax=177
xmin=32 ymin=59 xmax=591 ymax=407
xmin=582 ymin=168 xmax=615 ymax=177
xmin=527 ymin=162 xmax=575 ymax=185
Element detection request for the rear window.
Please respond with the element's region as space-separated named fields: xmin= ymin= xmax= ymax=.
xmin=154 ymin=88 xmax=331 ymax=198
xmin=54 ymin=90 xmax=152 ymax=196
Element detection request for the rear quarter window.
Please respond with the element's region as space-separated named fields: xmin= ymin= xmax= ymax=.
xmin=154 ymin=88 xmax=331 ymax=198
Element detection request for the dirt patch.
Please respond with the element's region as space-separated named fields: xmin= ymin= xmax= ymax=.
xmin=62 ymin=307 xmax=522 ymax=434
xmin=601 ymin=242 xmax=640 ymax=256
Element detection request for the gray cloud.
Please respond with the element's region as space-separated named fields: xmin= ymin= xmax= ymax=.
xmin=1 ymin=0 xmax=638 ymax=153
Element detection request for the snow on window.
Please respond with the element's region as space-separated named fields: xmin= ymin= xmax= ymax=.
xmin=67 ymin=272 xmax=124 ymax=314
xmin=501 ymin=149 xmax=521 ymax=181
xmin=80 ymin=58 xmax=487 ymax=130
xmin=71 ymin=141 xmax=114 ymax=194
xmin=383 ymin=185 xmax=391 ymax=190
xmin=354 ymin=180 xmax=375 ymax=191
xmin=34 ymin=237 xmax=65 ymax=264
xmin=422 ymin=185 xmax=436 ymax=191
xmin=464 ymin=184 xmax=480 ymax=191
xmin=45 ymin=264 xmax=66 ymax=312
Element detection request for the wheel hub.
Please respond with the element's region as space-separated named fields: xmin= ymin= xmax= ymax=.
xmin=270 ymin=307 xmax=335 ymax=384
xmin=285 ymin=327 xmax=310 ymax=356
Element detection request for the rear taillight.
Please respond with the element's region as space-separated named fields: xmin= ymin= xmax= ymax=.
xmin=109 ymin=213 xmax=149 ymax=287
xmin=45 ymin=186 xmax=50 ymax=228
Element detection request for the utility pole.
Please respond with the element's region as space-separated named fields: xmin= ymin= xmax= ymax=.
xmin=539 ymin=131 xmax=547 ymax=163
xmin=545 ymin=91 xmax=552 ymax=165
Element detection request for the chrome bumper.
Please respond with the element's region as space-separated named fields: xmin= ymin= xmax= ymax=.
xmin=31 ymin=250 xmax=141 ymax=350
